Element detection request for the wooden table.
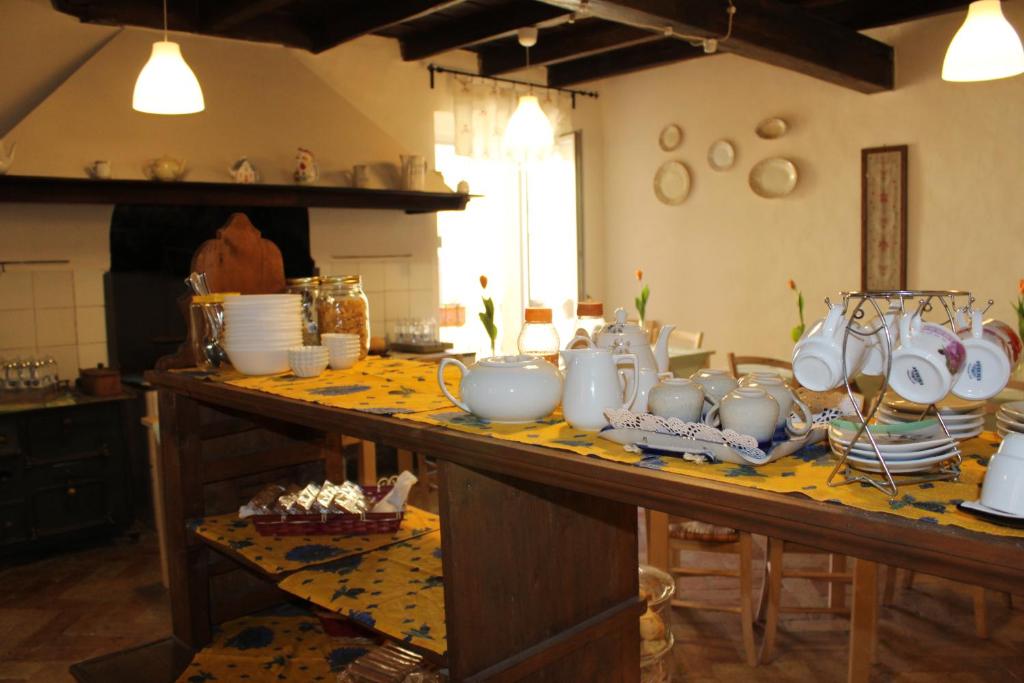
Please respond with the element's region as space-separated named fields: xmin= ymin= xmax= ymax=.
xmin=146 ymin=370 xmax=1024 ymax=682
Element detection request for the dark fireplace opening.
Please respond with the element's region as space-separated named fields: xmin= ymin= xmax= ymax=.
xmin=106 ymin=205 xmax=315 ymax=378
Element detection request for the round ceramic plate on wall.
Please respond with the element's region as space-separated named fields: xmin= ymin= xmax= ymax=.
xmin=658 ymin=124 xmax=683 ymax=151
xmin=755 ymin=117 xmax=788 ymax=139
xmin=653 ymin=160 xmax=691 ymax=205
xmin=749 ymin=157 xmax=798 ymax=198
xmin=707 ymin=139 xmax=736 ymax=171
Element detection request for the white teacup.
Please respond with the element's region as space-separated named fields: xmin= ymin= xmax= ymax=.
xmin=952 ymin=309 xmax=1012 ymax=401
xmin=738 ymin=372 xmax=812 ymax=436
xmin=980 ymin=433 xmax=1024 ymax=515
xmin=792 ymin=305 xmax=867 ymax=391
xmin=649 ymin=378 xmax=705 ymax=423
xmin=889 ymin=313 xmax=966 ymax=405
xmin=689 ymin=368 xmax=738 ymax=412
xmin=860 ymin=308 xmax=901 ymax=376
xmin=704 ymin=387 xmax=780 ymax=448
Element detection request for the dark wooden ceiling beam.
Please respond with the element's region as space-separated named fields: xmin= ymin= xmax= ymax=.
xmin=479 ymin=21 xmax=661 ymax=74
xmin=547 ymin=38 xmax=706 ymax=86
xmin=400 ymin=1 xmax=569 ymax=61
xmin=534 ymin=0 xmax=895 ymax=93
xmin=310 ymin=0 xmax=467 ymax=53
xmin=202 ymin=0 xmax=297 ymax=33
xmin=799 ymin=0 xmax=970 ymax=30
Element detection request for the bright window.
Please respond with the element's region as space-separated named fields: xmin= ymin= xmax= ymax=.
xmin=434 ymin=120 xmax=580 ymax=358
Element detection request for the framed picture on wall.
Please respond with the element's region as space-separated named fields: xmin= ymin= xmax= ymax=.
xmin=861 ymin=145 xmax=908 ymax=291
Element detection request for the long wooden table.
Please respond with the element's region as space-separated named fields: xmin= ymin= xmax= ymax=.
xmin=147 ymin=369 xmax=1024 ymax=682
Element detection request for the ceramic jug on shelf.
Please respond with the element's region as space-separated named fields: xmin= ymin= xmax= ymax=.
xmin=0 ymin=140 xmax=15 ymax=175
xmin=400 ymin=154 xmax=427 ymax=191
xmin=561 ymin=335 xmax=639 ymax=431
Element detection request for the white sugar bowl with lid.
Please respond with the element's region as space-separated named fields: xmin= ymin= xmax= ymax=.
xmin=738 ymin=372 xmax=812 ymax=436
xmin=437 ymin=355 xmax=562 ymax=423
xmin=703 ymin=387 xmax=780 ymax=448
xmin=649 ymin=378 xmax=705 ymax=423
xmin=689 ymin=368 xmax=738 ymax=405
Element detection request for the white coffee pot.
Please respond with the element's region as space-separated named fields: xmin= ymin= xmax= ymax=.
xmin=561 ymin=337 xmax=639 ymax=431
xmin=582 ymin=307 xmax=675 ymax=374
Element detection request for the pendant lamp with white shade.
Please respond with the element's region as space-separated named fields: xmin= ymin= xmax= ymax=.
xmin=502 ymin=27 xmax=555 ymax=162
xmin=942 ymin=0 xmax=1024 ymax=82
xmin=132 ymin=0 xmax=205 ymax=114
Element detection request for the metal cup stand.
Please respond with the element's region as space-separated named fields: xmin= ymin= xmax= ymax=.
xmin=824 ymin=290 xmax=991 ymax=499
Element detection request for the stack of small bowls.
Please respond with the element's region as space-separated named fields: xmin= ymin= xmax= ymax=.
xmin=321 ymin=333 xmax=361 ymax=370
xmin=288 ymin=346 xmax=329 ymax=378
xmin=223 ymin=294 xmax=302 ymax=375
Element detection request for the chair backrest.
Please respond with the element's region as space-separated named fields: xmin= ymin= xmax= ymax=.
xmin=727 ymin=353 xmax=798 ymax=386
xmin=668 ymin=329 xmax=704 ymax=351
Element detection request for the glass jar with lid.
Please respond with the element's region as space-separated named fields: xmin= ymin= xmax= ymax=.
xmin=189 ymin=293 xmax=236 ymax=370
xmin=517 ymin=307 xmax=560 ymax=366
xmin=317 ymin=275 xmax=370 ymax=358
xmin=284 ymin=276 xmax=320 ymax=345
xmin=574 ymin=300 xmax=605 ymax=341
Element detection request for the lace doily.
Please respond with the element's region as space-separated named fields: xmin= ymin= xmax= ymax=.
xmin=603 ymin=409 xmax=761 ymax=451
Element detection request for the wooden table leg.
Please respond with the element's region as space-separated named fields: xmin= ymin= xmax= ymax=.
xmin=438 ymin=460 xmax=642 ymax=681
xmin=645 ymin=510 xmax=669 ymax=571
xmin=848 ymin=558 xmax=878 ymax=683
xmin=158 ymin=390 xmax=211 ymax=649
xmin=358 ymin=440 xmax=377 ymax=486
xmin=397 ymin=448 xmax=414 ymax=475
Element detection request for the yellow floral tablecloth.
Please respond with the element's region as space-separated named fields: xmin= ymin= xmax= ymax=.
xmin=398 ymin=408 xmax=1023 ymax=539
xmin=190 ymin=506 xmax=440 ymax=576
xmin=278 ymin=531 xmax=446 ymax=656
xmin=175 ymin=613 xmax=375 ymax=683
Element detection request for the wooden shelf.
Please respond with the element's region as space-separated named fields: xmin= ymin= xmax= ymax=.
xmin=0 ymin=175 xmax=470 ymax=214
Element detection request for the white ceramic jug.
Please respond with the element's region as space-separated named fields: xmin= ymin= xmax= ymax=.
xmin=561 ymin=336 xmax=639 ymax=431
xmin=401 ymin=154 xmax=427 ymax=191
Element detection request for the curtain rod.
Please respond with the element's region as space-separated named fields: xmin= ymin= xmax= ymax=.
xmin=427 ymin=64 xmax=598 ymax=109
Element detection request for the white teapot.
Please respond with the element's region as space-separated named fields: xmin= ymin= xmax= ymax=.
xmin=587 ymin=308 xmax=674 ymax=374
xmin=0 ymin=140 xmax=15 ymax=175
xmin=144 ymin=155 xmax=186 ymax=182
xmin=437 ymin=355 xmax=562 ymax=423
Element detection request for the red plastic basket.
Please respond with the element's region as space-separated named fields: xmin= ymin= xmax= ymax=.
xmin=250 ymin=485 xmax=404 ymax=537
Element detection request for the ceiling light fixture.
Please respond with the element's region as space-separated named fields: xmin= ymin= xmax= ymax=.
xmin=942 ymin=0 xmax=1024 ymax=82
xmin=132 ymin=0 xmax=205 ymax=114
xmin=503 ymin=27 xmax=555 ymax=163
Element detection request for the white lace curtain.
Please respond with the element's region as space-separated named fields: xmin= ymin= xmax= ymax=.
xmin=448 ymin=74 xmax=574 ymax=160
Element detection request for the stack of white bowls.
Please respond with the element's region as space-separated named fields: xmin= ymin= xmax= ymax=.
xmin=224 ymin=294 xmax=303 ymax=375
xmin=996 ymin=401 xmax=1024 ymax=439
xmin=321 ymin=333 xmax=361 ymax=369
xmin=877 ymin=396 xmax=985 ymax=442
xmin=288 ymin=346 xmax=329 ymax=378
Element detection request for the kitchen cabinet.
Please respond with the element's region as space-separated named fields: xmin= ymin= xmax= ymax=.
xmin=0 ymin=393 xmax=136 ymax=557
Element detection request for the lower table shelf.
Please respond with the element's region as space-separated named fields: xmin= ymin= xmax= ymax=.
xmin=279 ymin=530 xmax=447 ymax=659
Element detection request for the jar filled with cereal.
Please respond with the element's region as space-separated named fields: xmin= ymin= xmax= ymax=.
xmin=317 ymin=275 xmax=370 ymax=358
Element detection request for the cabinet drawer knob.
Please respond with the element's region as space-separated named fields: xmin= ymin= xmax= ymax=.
xmin=67 ymin=487 xmax=77 ymax=496
xmin=62 ymin=417 xmax=73 ymax=428
xmin=0 ymin=434 xmax=7 ymax=444
xmin=3 ymin=521 xmax=12 ymax=529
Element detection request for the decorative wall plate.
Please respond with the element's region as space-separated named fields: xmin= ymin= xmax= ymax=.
xmin=749 ymin=157 xmax=798 ymax=198
xmin=755 ymin=117 xmax=789 ymax=139
xmin=707 ymin=139 xmax=735 ymax=171
xmin=658 ymin=124 xmax=683 ymax=151
xmin=653 ymin=160 xmax=691 ymax=205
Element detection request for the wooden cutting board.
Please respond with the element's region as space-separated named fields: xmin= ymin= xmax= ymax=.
xmin=190 ymin=212 xmax=285 ymax=295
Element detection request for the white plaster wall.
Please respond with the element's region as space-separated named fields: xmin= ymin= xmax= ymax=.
xmin=595 ymin=8 xmax=1024 ymax=367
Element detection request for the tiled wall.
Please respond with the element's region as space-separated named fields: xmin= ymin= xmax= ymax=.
xmin=0 ymin=267 xmax=108 ymax=381
xmin=320 ymin=256 xmax=436 ymax=340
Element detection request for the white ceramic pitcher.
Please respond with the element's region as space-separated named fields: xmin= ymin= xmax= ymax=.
xmin=561 ymin=336 xmax=639 ymax=431
xmin=401 ymin=154 xmax=427 ymax=191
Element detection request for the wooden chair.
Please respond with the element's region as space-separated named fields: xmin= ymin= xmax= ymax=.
xmin=647 ymin=510 xmax=759 ymax=666
xmin=668 ymin=329 xmax=704 ymax=350
xmin=758 ymin=539 xmax=856 ymax=663
xmin=889 ymin=567 xmax=1013 ymax=639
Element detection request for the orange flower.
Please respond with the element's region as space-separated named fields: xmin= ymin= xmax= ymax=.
xmin=480 ymin=275 xmax=488 ymax=289
xmin=788 ymin=279 xmax=797 ymax=290
xmin=1018 ymin=278 xmax=1024 ymax=295
xmin=635 ymin=269 xmax=644 ymax=282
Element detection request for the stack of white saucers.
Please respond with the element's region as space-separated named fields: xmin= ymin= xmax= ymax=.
xmin=223 ymin=294 xmax=302 ymax=375
xmin=828 ymin=418 xmax=959 ymax=474
xmin=876 ymin=396 xmax=985 ymax=442
xmin=996 ymin=401 xmax=1024 ymax=438
xmin=321 ymin=333 xmax=361 ymax=369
